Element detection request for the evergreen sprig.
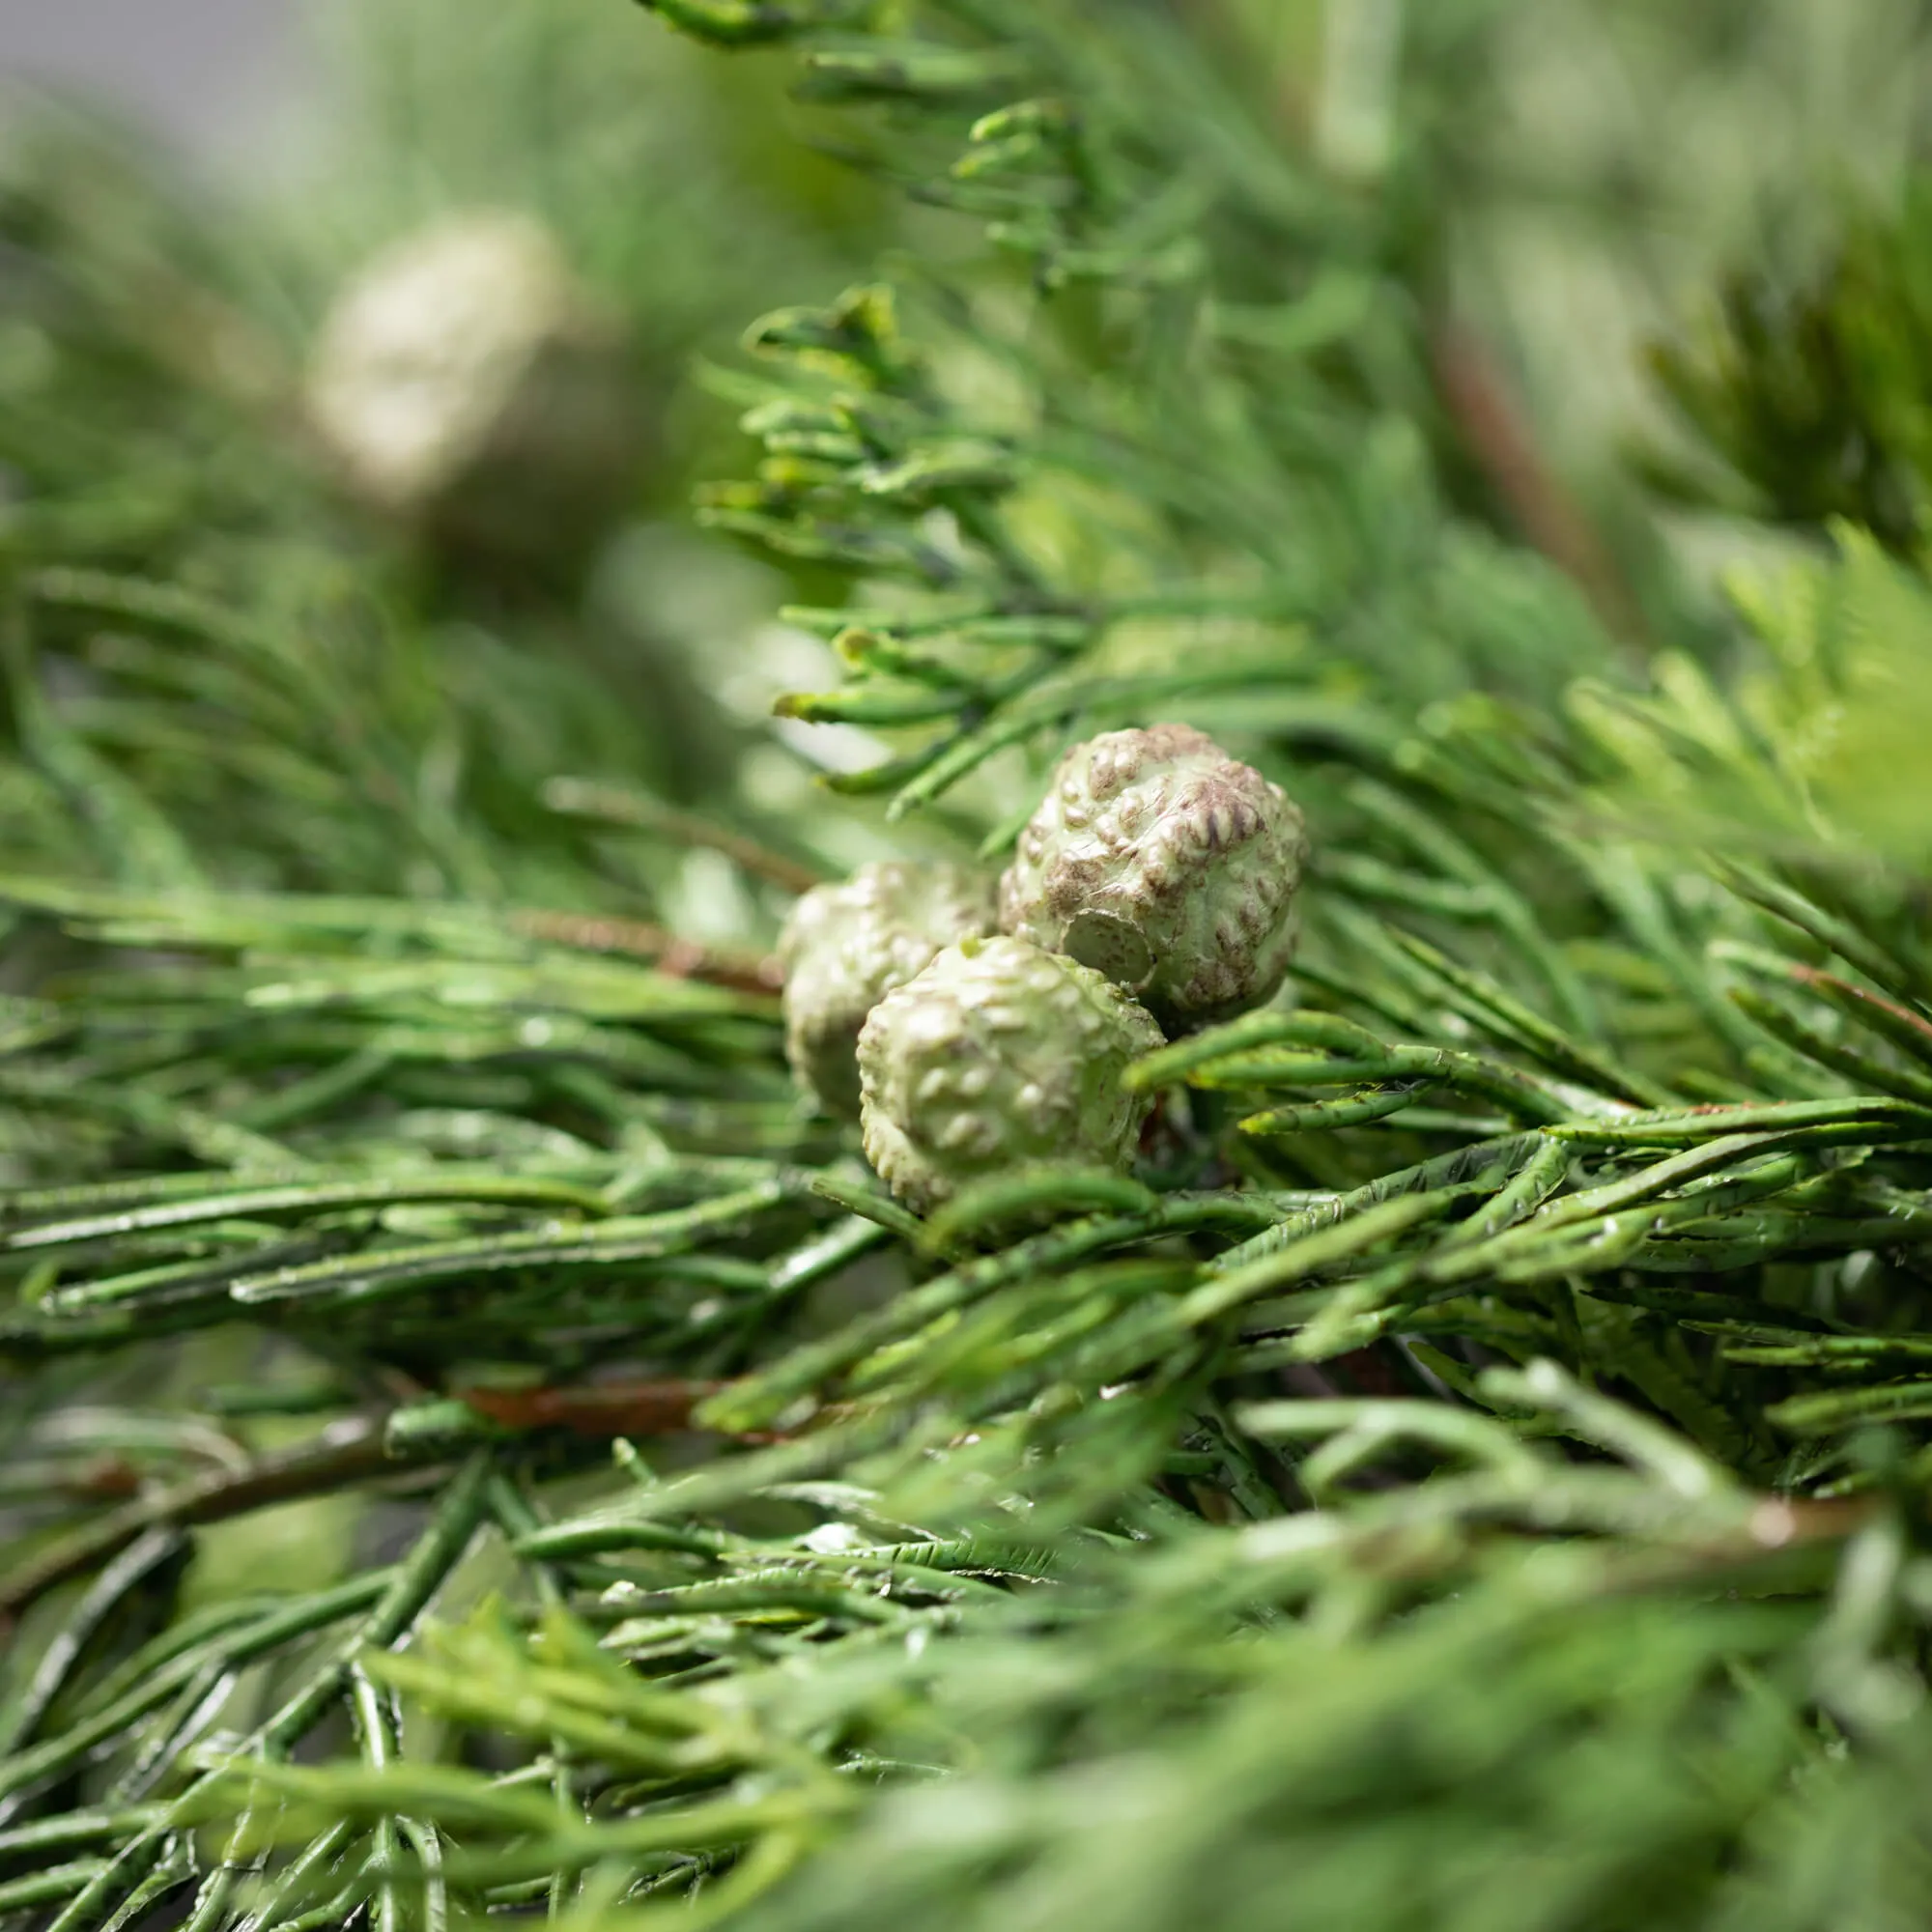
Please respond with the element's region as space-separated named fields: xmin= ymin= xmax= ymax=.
xmin=8 ymin=3 xmax=1932 ymax=1928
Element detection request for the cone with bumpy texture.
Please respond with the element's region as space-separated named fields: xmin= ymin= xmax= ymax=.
xmin=781 ymin=861 xmax=996 ymax=1120
xmin=858 ymin=935 xmax=1164 ymax=1213
xmin=306 ymin=212 xmax=640 ymax=565
xmin=1000 ymin=724 xmax=1307 ymax=1031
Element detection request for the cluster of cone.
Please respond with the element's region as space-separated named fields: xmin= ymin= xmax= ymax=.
xmin=781 ymin=724 xmax=1309 ymax=1213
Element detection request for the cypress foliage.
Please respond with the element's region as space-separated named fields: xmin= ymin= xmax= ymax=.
xmin=6 ymin=3 xmax=1932 ymax=1927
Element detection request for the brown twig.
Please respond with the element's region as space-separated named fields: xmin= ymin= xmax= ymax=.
xmin=510 ymin=909 xmax=783 ymax=994
xmin=0 ymin=1421 xmax=412 ymax=1627
xmin=1790 ymin=966 xmax=1932 ymax=1047
xmin=455 ymin=1378 xmax=732 ymax=1437
xmin=541 ymin=777 xmax=830 ymax=895
xmin=1430 ymin=320 xmax=1646 ymax=643
xmin=0 ymin=1379 xmax=796 ymax=1625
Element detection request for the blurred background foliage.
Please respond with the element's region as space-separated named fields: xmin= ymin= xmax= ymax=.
xmin=4 ymin=0 xmax=1932 ymax=892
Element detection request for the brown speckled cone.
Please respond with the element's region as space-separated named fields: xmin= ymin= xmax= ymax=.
xmin=1000 ymin=724 xmax=1308 ymax=1030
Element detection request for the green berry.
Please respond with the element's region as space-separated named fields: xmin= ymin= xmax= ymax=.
xmin=858 ymin=935 xmax=1163 ymax=1213
xmin=1000 ymin=724 xmax=1308 ymax=1030
xmin=781 ymin=861 xmax=996 ymax=1119
xmin=305 ymin=213 xmax=640 ymax=562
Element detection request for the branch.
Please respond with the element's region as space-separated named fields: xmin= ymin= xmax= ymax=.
xmin=540 ymin=778 xmax=831 ymax=895
xmin=509 ymin=910 xmax=783 ymax=993
xmin=0 ymin=1421 xmax=412 ymax=1627
xmin=1430 ymin=319 xmax=1646 ymax=642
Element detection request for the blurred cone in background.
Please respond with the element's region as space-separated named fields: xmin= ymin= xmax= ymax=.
xmin=306 ymin=211 xmax=643 ymax=570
